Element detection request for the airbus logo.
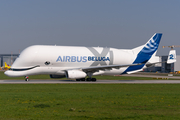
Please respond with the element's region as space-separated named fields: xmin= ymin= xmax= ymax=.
xmin=56 ymin=56 xmax=110 ymax=62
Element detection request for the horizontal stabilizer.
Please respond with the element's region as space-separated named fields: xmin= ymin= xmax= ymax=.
xmin=167 ymin=50 xmax=176 ymax=64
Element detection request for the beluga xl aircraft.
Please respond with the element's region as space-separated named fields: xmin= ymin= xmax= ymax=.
xmin=5 ymin=33 xmax=176 ymax=81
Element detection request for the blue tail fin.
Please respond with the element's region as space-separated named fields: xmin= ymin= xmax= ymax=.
xmin=122 ymin=33 xmax=162 ymax=74
xmin=134 ymin=33 xmax=162 ymax=64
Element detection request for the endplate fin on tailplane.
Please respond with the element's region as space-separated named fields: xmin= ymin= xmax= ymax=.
xmin=167 ymin=50 xmax=176 ymax=64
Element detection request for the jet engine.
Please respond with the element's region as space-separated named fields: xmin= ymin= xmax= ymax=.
xmin=65 ymin=70 xmax=87 ymax=79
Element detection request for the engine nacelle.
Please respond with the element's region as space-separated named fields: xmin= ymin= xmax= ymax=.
xmin=50 ymin=74 xmax=66 ymax=79
xmin=66 ymin=70 xmax=87 ymax=79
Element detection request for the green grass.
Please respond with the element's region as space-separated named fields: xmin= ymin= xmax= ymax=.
xmin=0 ymin=84 xmax=180 ymax=119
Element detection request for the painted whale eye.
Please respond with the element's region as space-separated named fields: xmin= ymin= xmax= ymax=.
xmin=45 ymin=61 xmax=50 ymax=65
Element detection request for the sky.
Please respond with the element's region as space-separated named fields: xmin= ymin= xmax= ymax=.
xmin=0 ymin=0 xmax=180 ymax=55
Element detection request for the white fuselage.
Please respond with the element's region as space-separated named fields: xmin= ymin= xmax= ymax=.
xmin=5 ymin=45 xmax=138 ymax=77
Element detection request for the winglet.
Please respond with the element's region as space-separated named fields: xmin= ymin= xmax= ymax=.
xmin=167 ymin=50 xmax=176 ymax=64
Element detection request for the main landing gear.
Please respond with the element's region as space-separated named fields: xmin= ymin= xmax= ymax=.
xmin=76 ymin=78 xmax=96 ymax=82
xmin=25 ymin=76 xmax=29 ymax=82
xmin=76 ymin=78 xmax=85 ymax=81
xmin=86 ymin=78 xmax=96 ymax=81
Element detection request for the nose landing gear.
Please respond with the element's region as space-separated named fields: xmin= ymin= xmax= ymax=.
xmin=25 ymin=76 xmax=29 ymax=82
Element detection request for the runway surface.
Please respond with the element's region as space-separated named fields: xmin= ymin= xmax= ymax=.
xmin=123 ymin=74 xmax=180 ymax=79
xmin=1 ymin=79 xmax=180 ymax=84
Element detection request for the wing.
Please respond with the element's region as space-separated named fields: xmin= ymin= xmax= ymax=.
xmin=80 ymin=63 xmax=145 ymax=73
xmin=81 ymin=61 xmax=166 ymax=74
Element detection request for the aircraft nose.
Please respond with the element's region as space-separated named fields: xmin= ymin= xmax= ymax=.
xmin=4 ymin=69 xmax=27 ymax=77
xmin=4 ymin=70 xmax=13 ymax=77
xmin=4 ymin=70 xmax=10 ymax=76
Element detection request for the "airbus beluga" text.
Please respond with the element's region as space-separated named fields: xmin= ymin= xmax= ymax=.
xmin=56 ymin=56 xmax=110 ymax=62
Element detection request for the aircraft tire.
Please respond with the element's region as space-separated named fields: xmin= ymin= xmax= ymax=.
xmin=76 ymin=78 xmax=85 ymax=81
xmin=80 ymin=78 xmax=86 ymax=81
xmin=92 ymin=78 xmax=96 ymax=82
xmin=86 ymin=78 xmax=91 ymax=81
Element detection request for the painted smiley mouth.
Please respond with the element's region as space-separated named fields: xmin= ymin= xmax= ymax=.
xmin=8 ymin=65 xmax=40 ymax=71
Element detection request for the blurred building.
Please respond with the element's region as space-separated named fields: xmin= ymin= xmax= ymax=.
xmin=0 ymin=54 xmax=19 ymax=67
xmin=174 ymin=55 xmax=180 ymax=72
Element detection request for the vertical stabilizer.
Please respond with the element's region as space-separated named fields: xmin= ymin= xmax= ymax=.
xmin=123 ymin=33 xmax=162 ymax=74
xmin=133 ymin=33 xmax=162 ymax=64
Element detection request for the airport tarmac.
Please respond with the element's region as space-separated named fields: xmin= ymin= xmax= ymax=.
xmin=1 ymin=79 xmax=180 ymax=84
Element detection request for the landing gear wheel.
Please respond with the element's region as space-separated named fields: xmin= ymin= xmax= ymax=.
xmin=86 ymin=78 xmax=96 ymax=82
xmin=81 ymin=78 xmax=85 ymax=81
xmin=80 ymin=78 xmax=86 ymax=81
xmin=76 ymin=78 xmax=86 ymax=81
xmin=25 ymin=76 xmax=29 ymax=82
xmin=92 ymin=78 xmax=96 ymax=82
xmin=76 ymin=79 xmax=80 ymax=81
xmin=86 ymin=78 xmax=91 ymax=81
